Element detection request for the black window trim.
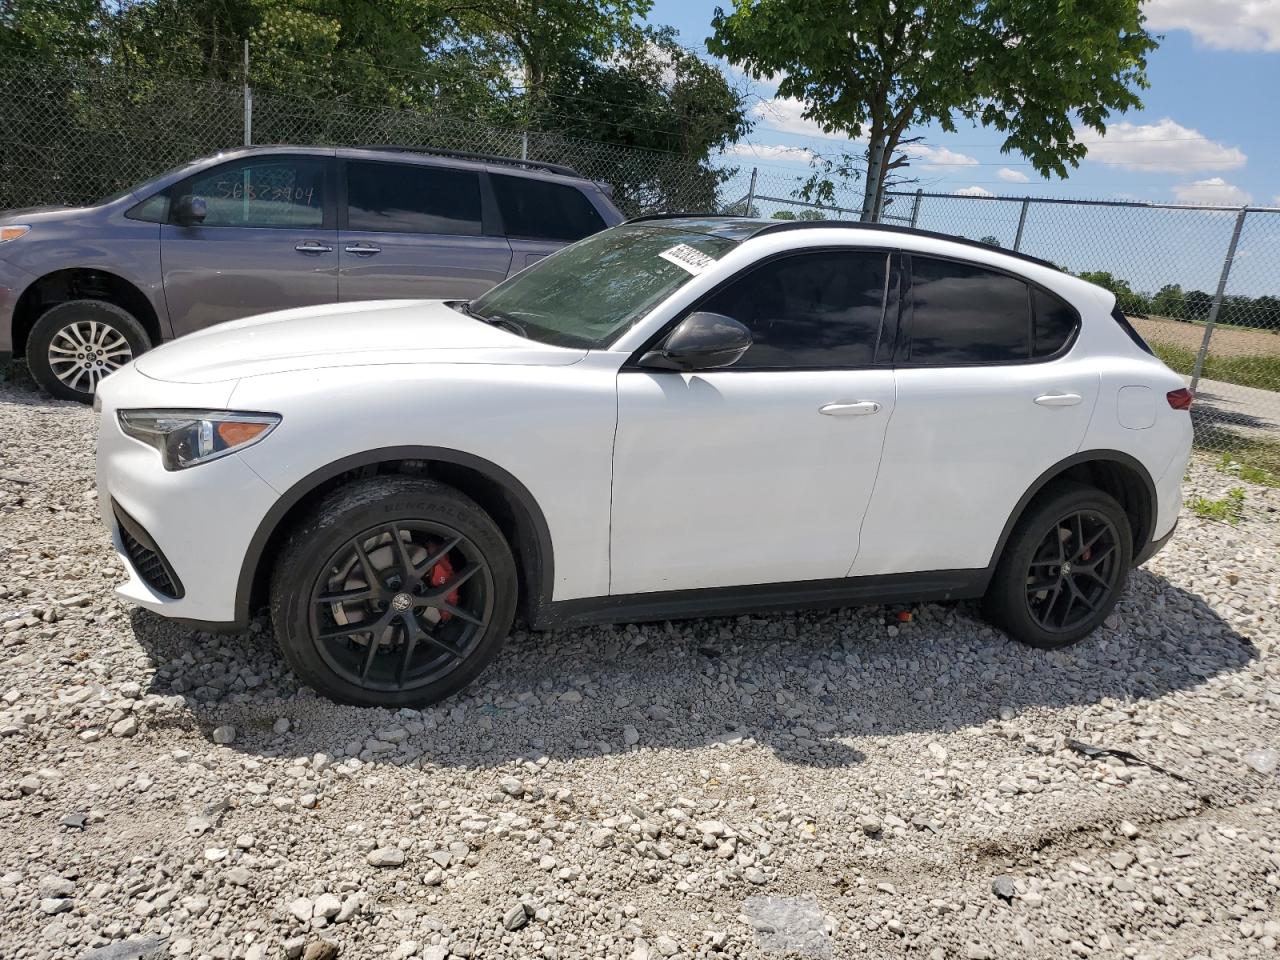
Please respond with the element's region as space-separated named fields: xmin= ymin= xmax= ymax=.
xmin=892 ymin=251 xmax=1081 ymax=369
xmin=337 ymin=157 xmax=499 ymax=237
xmin=161 ymin=154 xmax=337 ymax=231
xmin=622 ymin=245 xmax=904 ymax=373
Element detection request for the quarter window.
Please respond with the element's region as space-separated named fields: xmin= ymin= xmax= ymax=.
xmin=346 ymin=161 xmax=483 ymax=236
xmin=491 ymin=174 xmax=606 ymax=242
xmin=180 ymin=157 xmax=327 ymax=228
xmin=1033 ymin=287 xmax=1078 ymax=357
xmin=698 ymin=251 xmax=890 ymax=368
xmin=907 ymin=257 xmax=1029 ymax=364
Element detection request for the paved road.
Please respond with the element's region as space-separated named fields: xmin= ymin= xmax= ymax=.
xmin=1186 ymin=375 xmax=1279 ymax=441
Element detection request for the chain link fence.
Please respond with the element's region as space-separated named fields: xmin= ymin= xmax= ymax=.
xmin=733 ymin=167 xmax=1280 ymax=475
xmin=2 ymin=55 xmax=1276 ymax=474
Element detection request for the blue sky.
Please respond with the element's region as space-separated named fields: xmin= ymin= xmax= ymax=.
xmin=647 ymin=0 xmax=1280 ymax=209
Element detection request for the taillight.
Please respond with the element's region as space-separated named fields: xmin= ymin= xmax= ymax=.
xmin=1167 ymin=388 xmax=1193 ymax=410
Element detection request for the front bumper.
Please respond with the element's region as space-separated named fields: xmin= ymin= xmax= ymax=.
xmin=0 ymin=258 xmax=36 ymax=355
xmin=96 ymin=366 xmax=280 ymax=625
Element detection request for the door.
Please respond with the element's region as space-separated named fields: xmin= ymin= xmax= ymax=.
xmin=609 ymin=249 xmax=898 ymax=596
xmin=853 ymin=256 xmax=1100 ymax=576
xmin=338 ymin=160 xmax=512 ymax=301
xmin=160 ymin=155 xmax=336 ymax=337
xmin=489 ymin=172 xmax=609 ymax=275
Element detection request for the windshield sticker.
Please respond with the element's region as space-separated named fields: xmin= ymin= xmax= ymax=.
xmin=659 ymin=243 xmax=716 ymax=275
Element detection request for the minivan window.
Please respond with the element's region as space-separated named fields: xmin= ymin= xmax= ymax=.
xmin=491 ymin=174 xmax=606 ymax=242
xmin=908 ymin=257 xmax=1029 ymax=364
xmin=699 ymin=251 xmax=889 ymax=368
xmin=180 ymin=157 xmax=327 ymax=228
xmin=346 ymin=161 xmax=482 ymax=236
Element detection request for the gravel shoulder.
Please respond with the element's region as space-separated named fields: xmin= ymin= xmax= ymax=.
xmin=2 ymin=378 xmax=1278 ymax=960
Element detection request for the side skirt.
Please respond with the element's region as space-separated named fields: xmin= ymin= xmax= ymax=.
xmin=532 ymin=569 xmax=991 ymax=630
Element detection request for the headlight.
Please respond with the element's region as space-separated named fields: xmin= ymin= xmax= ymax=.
xmin=118 ymin=409 xmax=281 ymax=470
xmin=0 ymin=225 xmax=30 ymax=243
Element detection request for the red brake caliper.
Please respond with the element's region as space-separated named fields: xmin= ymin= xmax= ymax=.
xmin=429 ymin=546 xmax=460 ymax=621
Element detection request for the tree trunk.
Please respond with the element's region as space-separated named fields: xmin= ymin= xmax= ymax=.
xmin=860 ymin=136 xmax=885 ymax=222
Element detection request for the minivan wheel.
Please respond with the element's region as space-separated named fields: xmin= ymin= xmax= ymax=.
xmin=270 ymin=476 xmax=518 ymax=708
xmin=28 ymin=300 xmax=151 ymax=403
xmin=983 ymin=482 xmax=1133 ymax=650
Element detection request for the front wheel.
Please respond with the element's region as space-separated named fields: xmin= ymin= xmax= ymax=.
xmin=28 ymin=300 xmax=151 ymax=403
xmin=983 ymin=482 xmax=1133 ymax=650
xmin=270 ymin=476 xmax=518 ymax=708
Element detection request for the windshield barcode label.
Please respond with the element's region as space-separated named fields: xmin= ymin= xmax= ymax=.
xmin=659 ymin=244 xmax=716 ymax=275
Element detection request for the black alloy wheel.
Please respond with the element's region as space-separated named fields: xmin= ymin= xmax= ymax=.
xmin=983 ymin=481 xmax=1133 ymax=650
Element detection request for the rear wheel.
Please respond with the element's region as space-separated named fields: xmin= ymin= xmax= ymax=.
xmin=28 ymin=300 xmax=151 ymax=403
xmin=270 ymin=476 xmax=518 ymax=707
xmin=983 ymin=482 xmax=1132 ymax=650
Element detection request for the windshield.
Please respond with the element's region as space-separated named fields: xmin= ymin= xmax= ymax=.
xmin=468 ymin=224 xmax=738 ymax=348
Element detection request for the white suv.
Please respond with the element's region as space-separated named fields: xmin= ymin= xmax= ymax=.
xmin=95 ymin=217 xmax=1193 ymax=707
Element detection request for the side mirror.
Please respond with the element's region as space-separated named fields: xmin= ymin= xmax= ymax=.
xmin=172 ymin=194 xmax=207 ymax=226
xmin=639 ymin=311 xmax=752 ymax=372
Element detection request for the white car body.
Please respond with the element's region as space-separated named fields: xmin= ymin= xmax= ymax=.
xmin=96 ymin=219 xmax=1191 ymax=639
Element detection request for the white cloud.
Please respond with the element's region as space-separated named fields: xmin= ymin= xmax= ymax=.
xmin=905 ymin=144 xmax=978 ymax=167
xmin=954 ymin=186 xmax=995 ymax=197
xmin=721 ymin=143 xmax=815 ymax=163
xmin=1172 ymin=177 xmax=1252 ymax=205
xmin=1083 ymin=118 xmax=1246 ymax=173
xmin=1145 ymin=0 xmax=1280 ymax=51
xmin=752 ymin=97 xmax=840 ymax=139
xmin=998 ymin=168 xmax=1031 ymax=183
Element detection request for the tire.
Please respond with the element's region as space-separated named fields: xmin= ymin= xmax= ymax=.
xmin=983 ymin=481 xmax=1133 ymax=650
xmin=270 ymin=476 xmax=518 ymax=708
xmin=28 ymin=300 xmax=151 ymax=403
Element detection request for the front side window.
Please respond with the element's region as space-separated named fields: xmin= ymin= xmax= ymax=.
xmin=346 ymin=161 xmax=482 ymax=236
xmin=468 ymin=224 xmax=736 ymax=348
xmin=698 ymin=251 xmax=889 ymax=368
xmin=180 ymin=157 xmax=327 ymax=228
xmin=491 ymin=174 xmax=606 ymax=242
xmin=907 ymin=257 xmax=1029 ymax=364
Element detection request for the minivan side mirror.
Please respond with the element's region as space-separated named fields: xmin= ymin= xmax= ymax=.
xmin=639 ymin=311 xmax=753 ymax=372
xmin=172 ymin=194 xmax=208 ymax=226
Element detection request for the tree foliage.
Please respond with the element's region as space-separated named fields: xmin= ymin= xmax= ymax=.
xmin=708 ymin=0 xmax=1157 ymax=219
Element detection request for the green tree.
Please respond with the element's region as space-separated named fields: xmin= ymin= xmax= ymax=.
xmin=708 ymin=0 xmax=1157 ymax=220
xmin=1149 ymin=283 xmax=1186 ymax=320
xmin=1078 ymin=270 xmax=1149 ymax=315
xmin=979 ymin=234 xmax=1001 ymax=247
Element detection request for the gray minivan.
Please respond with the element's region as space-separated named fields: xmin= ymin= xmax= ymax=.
xmin=0 ymin=145 xmax=623 ymax=401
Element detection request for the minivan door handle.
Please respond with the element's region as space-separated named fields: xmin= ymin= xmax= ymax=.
xmin=1034 ymin=392 xmax=1083 ymax=407
xmin=344 ymin=243 xmax=382 ymax=256
xmin=820 ymin=400 xmax=881 ymax=417
xmin=294 ymin=241 xmax=333 ymax=255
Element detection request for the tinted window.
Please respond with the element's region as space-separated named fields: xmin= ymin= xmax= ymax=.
xmin=492 ymin=174 xmax=606 ymax=242
xmin=182 ymin=157 xmax=327 ymax=228
xmin=126 ymin=193 xmax=170 ymax=223
xmin=1033 ymin=288 xmax=1078 ymax=356
xmin=908 ymin=257 xmax=1029 ymax=364
xmin=698 ymin=252 xmax=888 ymax=368
xmin=346 ymin=161 xmax=482 ymax=235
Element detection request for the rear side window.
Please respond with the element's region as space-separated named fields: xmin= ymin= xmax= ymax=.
xmin=699 ymin=251 xmax=889 ymax=368
xmin=491 ymin=174 xmax=606 ymax=242
xmin=1110 ymin=306 xmax=1155 ymax=355
xmin=346 ymin=161 xmax=482 ymax=236
xmin=181 ymin=157 xmax=327 ymax=228
xmin=907 ymin=257 xmax=1028 ymax=364
xmin=1032 ymin=288 xmax=1079 ymax=356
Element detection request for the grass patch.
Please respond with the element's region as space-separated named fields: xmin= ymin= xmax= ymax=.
xmin=1151 ymin=341 xmax=1280 ymax=392
xmin=1192 ymin=422 xmax=1280 ymax=477
xmin=1189 ymin=486 xmax=1245 ymax=523
xmin=1217 ymin=453 xmax=1280 ymax=488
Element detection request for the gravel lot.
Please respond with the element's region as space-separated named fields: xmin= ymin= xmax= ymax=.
xmin=2 ymin=376 xmax=1279 ymax=960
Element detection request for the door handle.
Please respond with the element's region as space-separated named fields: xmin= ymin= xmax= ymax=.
xmin=1034 ymin=392 xmax=1083 ymax=407
xmin=344 ymin=244 xmax=382 ymax=256
xmin=294 ymin=241 xmax=333 ymax=255
xmin=819 ymin=400 xmax=881 ymax=417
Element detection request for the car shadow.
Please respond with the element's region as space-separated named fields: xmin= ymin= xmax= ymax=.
xmin=128 ymin=565 xmax=1257 ymax=771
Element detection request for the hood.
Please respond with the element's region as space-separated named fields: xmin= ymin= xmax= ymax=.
xmin=0 ymin=204 xmax=97 ymax=224
xmin=134 ymin=299 xmax=588 ymax=384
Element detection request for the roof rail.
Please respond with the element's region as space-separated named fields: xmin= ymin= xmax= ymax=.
xmin=748 ymin=220 xmax=1062 ymax=271
xmin=355 ymin=145 xmax=582 ymax=178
